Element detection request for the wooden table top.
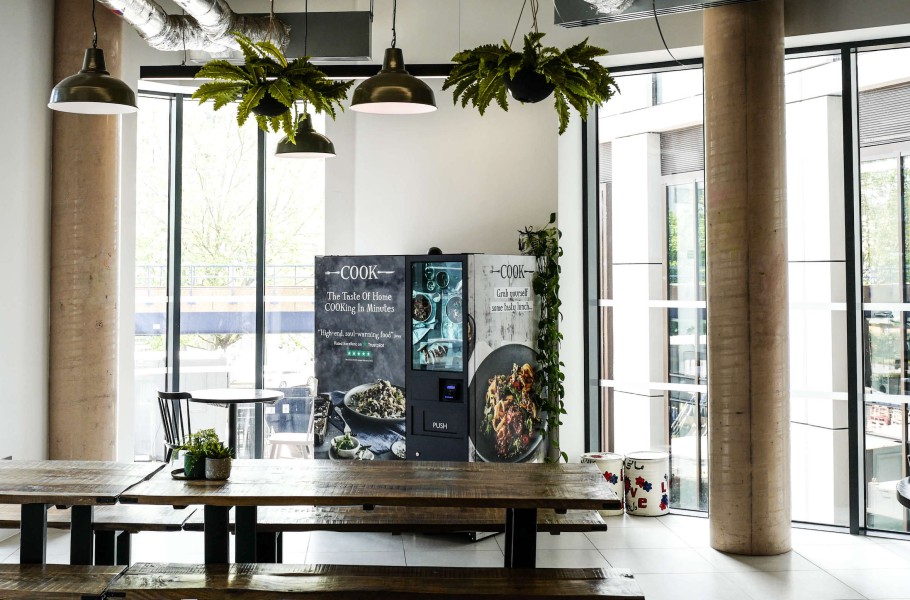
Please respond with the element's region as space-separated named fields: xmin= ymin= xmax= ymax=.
xmin=0 ymin=461 xmax=164 ymax=505
xmin=189 ymin=388 xmax=284 ymax=406
xmin=119 ymin=459 xmax=621 ymax=511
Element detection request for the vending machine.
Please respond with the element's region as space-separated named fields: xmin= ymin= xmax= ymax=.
xmin=405 ymin=254 xmax=544 ymax=463
xmin=314 ymin=253 xmax=543 ymax=463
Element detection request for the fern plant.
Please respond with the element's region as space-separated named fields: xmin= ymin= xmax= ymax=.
xmin=443 ymin=32 xmax=619 ymax=134
xmin=192 ymin=32 xmax=354 ymax=143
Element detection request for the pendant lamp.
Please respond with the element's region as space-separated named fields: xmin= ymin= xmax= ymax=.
xmin=275 ymin=0 xmax=337 ymax=158
xmin=48 ymin=0 xmax=137 ymax=114
xmin=351 ymin=0 xmax=436 ymax=114
xmin=276 ymin=114 xmax=336 ymax=158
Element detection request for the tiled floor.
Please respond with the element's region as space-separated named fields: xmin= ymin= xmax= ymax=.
xmin=1 ymin=514 xmax=909 ymax=599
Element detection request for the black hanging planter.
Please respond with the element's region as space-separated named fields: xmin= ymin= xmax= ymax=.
xmin=504 ymin=68 xmax=555 ymax=104
xmin=252 ymin=94 xmax=290 ymax=118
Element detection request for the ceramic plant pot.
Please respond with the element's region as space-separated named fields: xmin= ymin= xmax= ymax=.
xmin=183 ymin=453 xmax=206 ymax=480
xmin=505 ymin=68 xmax=555 ymax=103
xmin=252 ymin=95 xmax=289 ymax=118
xmin=205 ymin=457 xmax=232 ymax=480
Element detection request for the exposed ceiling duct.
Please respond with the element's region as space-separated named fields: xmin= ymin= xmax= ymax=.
xmin=97 ymin=0 xmax=289 ymax=55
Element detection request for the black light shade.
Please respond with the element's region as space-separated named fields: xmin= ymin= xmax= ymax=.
xmin=350 ymin=48 xmax=436 ymax=114
xmin=49 ymin=48 xmax=137 ymax=114
xmin=275 ymin=114 xmax=336 ymax=159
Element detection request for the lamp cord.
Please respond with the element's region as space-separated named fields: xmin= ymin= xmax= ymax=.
xmin=391 ymin=0 xmax=397 ymax=48
xmin=652 ymin=0 xmax=683 ymax=66
xmin=91 ymin=0 xmax=98 ymax=48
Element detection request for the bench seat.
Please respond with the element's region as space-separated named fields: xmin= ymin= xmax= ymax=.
xmin=0 ymin=504 xmax=196 ymax=533
xmin=182 ymin=505 xmax=607 ymax=534
xmin=0 ymin=564 xmax=124 ymax=599
xmin=105 ymin=563 xmax=645 ymax=599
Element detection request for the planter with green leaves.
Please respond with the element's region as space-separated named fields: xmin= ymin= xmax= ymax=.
xmin=519 ymin=213 xmax=566 ymax=462
xmin=444 ymin=31 xmax=618 ymax=134
xmin=203 ymin=437 xmax=234 ymax=481
xmin=443 ymin=0 xmax=618 ymax=135
xmin=178 ymin=428 xmax=218 ymax=480
xmin=192 ymin=32 xmax=353 ymax=143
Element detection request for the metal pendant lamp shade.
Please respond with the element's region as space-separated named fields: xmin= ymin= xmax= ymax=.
xmin=49 ymin=47 xmax=137 ymax=114
xmin=350 ymin=47 xmax=436 ymax=114
xmin=275 ymin=114 xmax=336 ymax=158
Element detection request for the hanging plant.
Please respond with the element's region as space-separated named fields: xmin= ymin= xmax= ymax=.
xmin=443 ymin=0 xmax=618 ymax=134
xmin=192 ymin=32 xmax=353 ymax=143
xmin=520 ymin=213 xmax=566 ymax=462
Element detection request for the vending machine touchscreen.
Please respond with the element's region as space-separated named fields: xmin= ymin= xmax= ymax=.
xmin=405 ymin=255 xmax=469 ymax=460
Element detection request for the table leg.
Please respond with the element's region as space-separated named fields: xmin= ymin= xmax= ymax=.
xmin=115 ymin=530 xmax=132 ymax=566
xmin=94 ymin=530 xmax=115 ymax=565
xmin=204 ymin=505 xmax=230 ymax=564
xmin=504 ymin=508 xmax=537 ymax=568
xmin=20 ymin=503 xmax=48 ymax=565
xmin=235 ymin=506 xmax=257 ymax=562
xmin=228 ymin=404 xmax=238 ymax=457
xmin=256 ymin=531 xmax=279 ymax=563
xmin=70 ymin=505 xmax=95 ymax=565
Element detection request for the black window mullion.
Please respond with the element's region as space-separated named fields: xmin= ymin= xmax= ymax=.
xmin=254 ymin=128 xmax=267 ymax=459
xmin=843 ymin=47 xmax=866 ymax=535
xmin=166 ymin=94 xmax=184 ymax=393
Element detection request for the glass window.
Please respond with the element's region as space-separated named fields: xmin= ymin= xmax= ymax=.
xmin=133 ymin=94 xmax=171 ymax=461
xmin=597 ymin=66 xmax=707 ymax=511
xmin=133 ymin=95 xmax=326 ymax=461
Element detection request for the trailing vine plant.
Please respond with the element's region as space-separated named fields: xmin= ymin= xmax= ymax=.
xmin=519 ymin=212 xmax=566 ymax=462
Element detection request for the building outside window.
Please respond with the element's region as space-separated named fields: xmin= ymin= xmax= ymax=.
xmin=133 ymin=92 xmax=325 ymax=461
xmin=594 ymin=46 xmax=910 ymax=532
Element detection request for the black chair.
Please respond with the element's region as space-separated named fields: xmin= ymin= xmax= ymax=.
xmin=157 ymin=391 xmax=193 ymax=463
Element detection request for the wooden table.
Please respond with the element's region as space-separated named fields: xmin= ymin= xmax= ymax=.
xmin=190 ymin=389 xmax=284 ymax=457
xmin=0 ymin=461 xmax=164 ymax=565
xmin=119 ymin=459 xmax=621 ymax=568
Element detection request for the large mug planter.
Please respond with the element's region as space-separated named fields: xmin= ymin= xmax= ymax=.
xmin=183 ymin=453 xmax=205 ymax=480
xmin=205 ymin=457 xmax=232 ymax=481
xmin=504 ymin=68 xmax=555 ymax=104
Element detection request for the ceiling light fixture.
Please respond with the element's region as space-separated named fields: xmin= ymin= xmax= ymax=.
xmin=350 ymin=0 xmax=436 ymax=114
xmin=275 ymin=114 xmax=336 ymax=158
xmin=276 ymin=0 xmax=337 ymax=158
xmin=48 ymin=0 xmax=138 ymax=114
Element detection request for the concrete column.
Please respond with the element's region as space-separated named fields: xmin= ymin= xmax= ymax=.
xmin=704 ymin=0 xmax=790 ymax=555
xmin=49 ymin=0 xmax=123 ymax=460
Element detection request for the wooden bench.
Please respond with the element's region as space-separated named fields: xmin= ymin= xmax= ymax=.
xmin=0 ymin=504 xmax=196 ymax=565
xmin=183 ymin=505 xmax=607 ymax=534
xmin=183 ymin=505 xmax=607 ymax=562
xmin=0 ymin=564 xmax=124 ymax=599
xmin=105 ymin=563 xmax=645 ymax=599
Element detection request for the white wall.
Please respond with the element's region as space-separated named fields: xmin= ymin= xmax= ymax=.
xmin=340 ymin=80 xmax=557 ymax=255
xmin=0 ymin=0 xmax=53 ymax=460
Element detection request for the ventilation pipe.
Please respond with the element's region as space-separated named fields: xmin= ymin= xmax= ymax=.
xmin=97 ymin=0 xmax=289 ymax=54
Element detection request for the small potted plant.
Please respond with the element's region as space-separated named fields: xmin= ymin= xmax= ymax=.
xmin=178 ymin=428 xmax=218 ymax=480
xmin=332 ymin=433 xmax=360 ymax=459
xmin=204 ymin=436 xmax=234 ymax=481
xmin=192 ymin=32 xmax=354 ymax=143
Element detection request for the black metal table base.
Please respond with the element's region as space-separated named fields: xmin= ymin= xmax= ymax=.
xmin=204 ymin=505 xmax=231 ymax=564
xmin=236 ymin=506 xmax=258 ymax=562
xmin=19 ymin=504 xmax=48 ymax=565
xmin=95 ymin=530 xmax=131 ymax=566
xmin=503 ymin=508 xmax=537 ymax=568
xmin=70 ymin=505 xmax=95 ymax=565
